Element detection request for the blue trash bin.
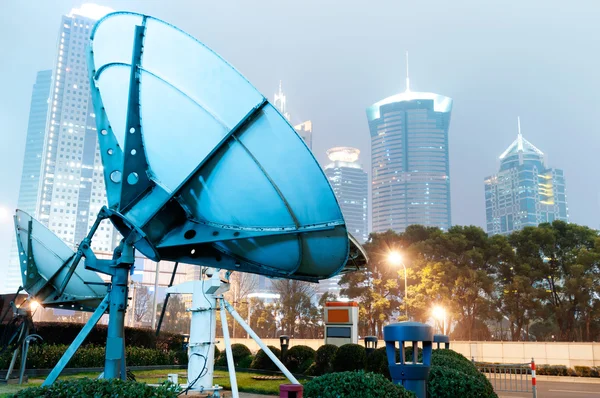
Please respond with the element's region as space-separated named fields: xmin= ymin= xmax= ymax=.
xmin=383 ymin=322 xmax=433 ymax=398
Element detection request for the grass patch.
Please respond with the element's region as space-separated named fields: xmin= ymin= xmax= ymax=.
xmin=0 ymin=368 xmax=299 ymax=397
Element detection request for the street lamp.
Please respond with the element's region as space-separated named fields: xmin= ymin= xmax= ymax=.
xmin=432 ymin=305 xmax=446 ymax=335
xmin=387 ymin=251 xmax=408 ymax=320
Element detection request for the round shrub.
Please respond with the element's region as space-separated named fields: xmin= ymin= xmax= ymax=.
xmin=430 ymin=349 xmax=495 ymax=396
xmin=365 ymin=347 xmax=387 ymax=374
xmin=428 ymin=366 xmax=498 ymax=398
xmin=313 ymin=344 xmax=338 ymax=375
xmin=332 ymin=344 xmax=366 ymax=372
xmin=304 ymin=370 xmax=415 ymax=398
xmin=231 ymin=343 xmax=251 ymax=360
xmin=214 ymin=344 xmax=253 ymax=368
xmin=12 ymin=378 xmax=179 ymax=398
xmin=284 ymin=345 xmax=316 ymax=374
xmin=213 ymin=346 xmax=220 ymax=361
xmin=250 ymin=345 xmax=281 ymax=371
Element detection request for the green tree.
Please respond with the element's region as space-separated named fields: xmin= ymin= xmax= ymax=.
xmin=271 ymin=280 xmax=318 ymax=338
xmin=534 ymin=221 xmax=600 ymax=341
xmin=407 ymin=226 xmax=499 ymax=340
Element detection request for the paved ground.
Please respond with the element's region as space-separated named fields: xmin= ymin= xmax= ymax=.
xmin=498 ymin=380 xmax=600 ymax=398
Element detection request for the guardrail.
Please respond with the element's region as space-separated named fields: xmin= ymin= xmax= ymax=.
xmin=473 ymin=358 xmax=537 ymax=398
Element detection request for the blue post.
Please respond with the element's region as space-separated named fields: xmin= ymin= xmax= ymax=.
xmin=104 ymin=244 xmax=134 ymax=379
xmin=383 ymin=322 xmax=433 ymax=398
xmin=433 ymin=334 xmax=450 ymax=349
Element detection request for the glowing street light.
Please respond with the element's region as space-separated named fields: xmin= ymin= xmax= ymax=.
xmin=29 ymin=300 xmax=40 ymax=312
xmin=432 ymin=305 xmax=447 ymax=334
xmin=387 ymin=251 xmax=408 ymax=320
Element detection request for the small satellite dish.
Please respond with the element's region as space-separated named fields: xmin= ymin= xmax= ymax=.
xmin=14 ymin=210 xmax=107 ymax=311
xmin=88 ymin=12 xmax=367 ymax=281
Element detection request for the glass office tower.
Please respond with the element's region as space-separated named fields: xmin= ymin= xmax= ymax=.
xmin=367 ymin=90 xmax=453 ymax=233
xmin=484 ymin=120 xmax=568 ymax=235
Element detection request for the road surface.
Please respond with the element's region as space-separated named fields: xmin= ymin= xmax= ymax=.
xmin=499 ymin=379 xmax=600 ymax=398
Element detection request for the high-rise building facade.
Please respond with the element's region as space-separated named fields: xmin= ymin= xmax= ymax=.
xmin=320 ymin=147 xmax=368 ymax=299
xmin=4 ymin=70 xmax=53 ymax=293
xmin=367 ymin=87 xmax=453 ymax=233
xmin=274 ymin=81 xmax=312 ymax=149
xmin=38 ymin=5 xmax=115 ymax=253
xmin=324 ymin=147 xmax=368 ymax=243
xmin=484 ymin=120 xmax=568 ymax=235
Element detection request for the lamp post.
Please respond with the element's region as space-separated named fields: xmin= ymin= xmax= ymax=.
xmin=387 ymin=251 xmax=408 ymax=320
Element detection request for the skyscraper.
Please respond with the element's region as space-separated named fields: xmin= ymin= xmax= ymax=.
xmin=319 ymin=147 xmax=368 ymax=299
xmin=274 ymin=81 xmax=313 ymax=149
xmin=366 ymin=58 xmax=453 ymax=233
xmin=324 ymin=147 xmax=368 ymax=243
xmin=484 ymin=118 xmax=568 ymax=235
xmin=37 ymin=5 xmax=114 ymax=252
xmin=4 ymin=70 xmax=52 ymax=293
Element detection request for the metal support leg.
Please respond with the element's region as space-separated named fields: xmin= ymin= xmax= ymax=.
xmin=5 ymin=348 xmax=19 ymax=381
xmin=104 ymin=265 xmax=130 ymax=379
xmin=223 ymin=300 xmax=300 ymax=385
xmin=220 ymin=300 xmax=239 ymax=398
xmin=43 ymin=294 xmax=110 ymax=386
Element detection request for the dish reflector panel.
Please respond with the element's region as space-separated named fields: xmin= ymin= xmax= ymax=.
xmin=14 ymin=211 xmax=107 ymax=311
xmin=88 ymin=12 xmax=367 ymax=281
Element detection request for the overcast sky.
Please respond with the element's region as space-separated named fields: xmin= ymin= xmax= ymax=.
xmin=0 ymin=0 xmax=599 ymax=267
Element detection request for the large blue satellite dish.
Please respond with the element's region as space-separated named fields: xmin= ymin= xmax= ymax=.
xmin=14 ymin=210 xmax=107 ymax=311
xmin=87 ymin=13 xmax=366 ymax=281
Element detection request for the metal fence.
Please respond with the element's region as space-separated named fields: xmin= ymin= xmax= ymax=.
xmin=473 ymin=358 xmax=537 ymax=398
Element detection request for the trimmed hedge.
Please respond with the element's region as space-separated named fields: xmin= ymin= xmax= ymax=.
xmin=332 ymin=344 xmax=366 ymax=372
xmin=428 ymin=366 xmax=497 ymax=398
xmin=0 ymin=344 xmax=184 ymax=369
xmin=284 ymin=345 xmax=316 ymax=374
xmin=215 ymin=343 xmax=253 ymax=369
xmin=0 ymin=322 xmax=184 ymax=351
xmin=430 ymin=349 xmax=495 ymax=397
xmin=304 ymin=370 xmax=415 ymax=398
xmin=250 ymin=346 xmax=281 ymax=371
xmin=313 ymin=344 xmax=338 ymax=376
xmin=12 ymin=378 xmax=179 ymax=397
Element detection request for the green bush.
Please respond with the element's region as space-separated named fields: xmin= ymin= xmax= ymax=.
xmin=432 ymin=349 xmax=473 ymax=366
xmin=304 ymin=370 xmax=415 ymax=398
xmin=332 ymin=344 xmax=366 ymax=372
xmin=313 ymin=344 xmax=338 ymax=376
xmin=536 ymin=364 xmax=569 ymax=376
xmin=284 ymin=345 xmax=316 ymax=374
xmin=231 ymin=344 xmax=251 ymax=361
xmin=0 ymin=344 xmax=182 ymax=369
xmin=574 ymin=366 xmax=593 ymax=377
xmin=431 ymin=350 xmax=495 ymax=397
xmin=214 ymin=344 xmax=253 ymax=369
xmin=250 ymin=345 xmax=281 ymax=371
xmin=0 ymin=322 xmax=184 ymax=351
xmin=365 ymin=347 xmax=387 ymax=375
xmin=428 ymin=366 xmax=498 ymax=398
xmin=11 ymin=378 xmax=179 ymax=398
xmin=213 ymin=346 xmax=220 ymax=360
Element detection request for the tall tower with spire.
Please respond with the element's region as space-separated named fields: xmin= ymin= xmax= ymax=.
xmin=273 ymin=81 xmax=313 ymax=149
xmin=484 ymin=118 xmax=568 ymax=235
xmin=366 ymin=53 xmax=453 ymax=233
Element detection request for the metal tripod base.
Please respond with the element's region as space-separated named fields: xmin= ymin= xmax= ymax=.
xmin=167 ymin=269 xmax=300 ymax=398
xmin=42 ymin=242 xmax=134 ymax=386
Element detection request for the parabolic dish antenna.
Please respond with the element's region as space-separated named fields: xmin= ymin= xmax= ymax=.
xmin=88 ymin=12 xmax=367 ymax=281
xmin=13 ymin=210 xmax=107 ymax=311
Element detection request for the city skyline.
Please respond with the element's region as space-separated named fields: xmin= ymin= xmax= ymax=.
xmin=1 ymin=1 xmax=598 ymax=276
